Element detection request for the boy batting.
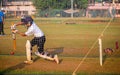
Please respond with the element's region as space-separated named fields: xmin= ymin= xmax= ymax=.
xmin=11 ymin=16 xmax=59 ymax=64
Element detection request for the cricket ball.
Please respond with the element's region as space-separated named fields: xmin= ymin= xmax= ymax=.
xmin=10 ymin=51 xmax=14 ymax=55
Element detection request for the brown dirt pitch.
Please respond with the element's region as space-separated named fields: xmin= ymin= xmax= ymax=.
xmin=0 ymin=53 xmax=120 ymax=75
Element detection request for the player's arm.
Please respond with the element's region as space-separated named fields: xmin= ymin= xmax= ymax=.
xmin=17 ymin=31 xmax=27 ymax=37
xmin=12 ymin=30 xmax=27 ymax=37
xmin=11 ymin=22 xmax=25 ymax=30
xmin=12 ymin=26 xmax=32 ymax=37
xmin=14 ymin=22 xmax=25 ymax=26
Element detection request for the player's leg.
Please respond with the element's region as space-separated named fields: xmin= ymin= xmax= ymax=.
xmin=35 ymin=51 xmax=59 ymax=64
xmin=30 ymin=37 xmax=37 ymax=51
xmin=29 ymin=37 xmax=38 ymax=60
xmin=37 ymin=36 xmax=46 ymax=53
xmin=0 ymin=22 xmax=2 ymax=35
xmin=24 ymin=40 xmax=33 ymax=64
xmin=1 ymin=22 xmax=5 ymax=35
xmin=35 ymin=36 xmax=59 ymax=64
xmin=24 ymin=37 xmax=39 ymax=64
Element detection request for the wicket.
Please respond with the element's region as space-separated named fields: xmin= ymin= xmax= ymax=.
xmin=98 ymin=38 xmax=102 ymax=66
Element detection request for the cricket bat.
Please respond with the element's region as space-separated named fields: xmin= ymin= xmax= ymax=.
xmin=11 ymin=23 xmax=16 ymax=51
xmin=12 ymin=33 xmax=16 ymax=50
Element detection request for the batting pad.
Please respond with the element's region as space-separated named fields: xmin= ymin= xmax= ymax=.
xmin=35 ymin=52 xmax=54 ymax=61
xmin=26 ymin=40 xmax=32 ymax=61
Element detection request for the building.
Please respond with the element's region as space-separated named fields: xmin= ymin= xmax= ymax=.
xmin=2 ymin=0 xmax=36 ymax=17
xmin=1 ymin=0 xmax=120 ymax=18
xmin=87 ymin=0 xmax=120 ymax=17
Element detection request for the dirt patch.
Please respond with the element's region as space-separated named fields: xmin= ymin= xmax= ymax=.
xmin=0 ymin=55 xmax=120 ymax=74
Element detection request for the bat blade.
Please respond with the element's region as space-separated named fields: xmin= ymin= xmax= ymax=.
xmin=13 ymin=39 xmax=16 ymax=50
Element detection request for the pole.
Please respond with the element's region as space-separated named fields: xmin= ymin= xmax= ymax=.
xmin=98 ymin=38 xmax=102 ymax=66
xmin=112 ymin=0 xmax=115 ymax=5
xmin=71 ymin=0 xmax=73 ymax=18
xmin=1 ymin=0 xmax=2 ymax=8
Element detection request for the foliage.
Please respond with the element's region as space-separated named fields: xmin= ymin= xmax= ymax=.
xmin=0 ymin=0 xmax=2 ymax=4
xmin=32 ymin=0 xmax=88 ymax=10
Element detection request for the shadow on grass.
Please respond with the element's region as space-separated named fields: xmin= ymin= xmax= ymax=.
xmin=46 ymin=47 xmax=64 ymax=64
xmin=0 ymin=57 xmax=40 ymax=75
xmin=0 ymin=62 xmax=26 ymax=75
xmin=103 ymin=54 xmax=108 ymax=65
xmin=33 ymin=56 xmax=40 ymax=62
xmin=46 ymin=47 xmax=64 ymax=55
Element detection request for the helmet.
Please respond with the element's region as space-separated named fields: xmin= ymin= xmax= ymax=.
xmin=21 ymin=16 xmax=33 ymax=24
xmin=104 ymin=48 xmax=114 ymax=55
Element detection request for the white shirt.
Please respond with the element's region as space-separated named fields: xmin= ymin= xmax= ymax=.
xmin=25 ymin=22 xmax=44 ymax=37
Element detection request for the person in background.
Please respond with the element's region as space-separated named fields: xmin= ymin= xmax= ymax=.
xmin=0 ymin=8 xmax=5 ymax=36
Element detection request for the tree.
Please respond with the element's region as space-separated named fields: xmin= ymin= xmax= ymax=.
xmin=32 ymin=0 xmax=88 ymax=10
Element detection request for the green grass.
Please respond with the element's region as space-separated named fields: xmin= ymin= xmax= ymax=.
xmin=0 ymin=18 xmax=120 ymax=74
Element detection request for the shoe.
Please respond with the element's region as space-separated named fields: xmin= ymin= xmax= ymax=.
xmin=0 ymin=34 xmax=3 ymax=36
xmin=2 ymin=34 xmax=6 ymax=36
xmin=0 ymin=34 xmax=6 ymax=36
xmin=54 ymin=55 xmax=59 ymax=64
xmin=24 ymin=60 xmax=33 ymax=64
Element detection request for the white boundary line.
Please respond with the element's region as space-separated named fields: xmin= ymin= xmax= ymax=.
xmin=72 ymin=17 xmax=114 ymax=75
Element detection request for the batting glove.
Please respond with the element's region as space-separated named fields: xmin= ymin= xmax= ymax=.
xmin=12 ymin=29 xmax=18 ymax=34
xmin=11 ymin=24 xmax=16 ymax=30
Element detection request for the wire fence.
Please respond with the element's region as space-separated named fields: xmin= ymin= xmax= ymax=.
xmin=5 ymin=8 xmax=115 ymax=18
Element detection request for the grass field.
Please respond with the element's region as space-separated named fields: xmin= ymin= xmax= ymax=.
xmin=0 ymin=18 xmax=120 ymax=75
